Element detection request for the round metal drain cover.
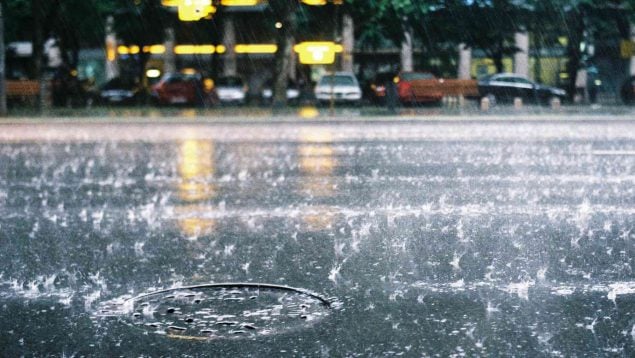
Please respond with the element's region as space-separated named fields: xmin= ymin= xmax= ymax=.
xmin=98 ymin=283 xmax=334 ymax=340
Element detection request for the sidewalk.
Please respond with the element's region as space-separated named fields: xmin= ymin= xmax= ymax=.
xmin=3 ymin=103 xmax=635 ymax=123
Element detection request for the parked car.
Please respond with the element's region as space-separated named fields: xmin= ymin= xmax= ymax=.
xmin=215 ymin=76 xmax=248 ymax=105
xmin=478 ymin=73 xmax=566 ymax=105
xmin=314 ymin=72 xmax=362 ymax=105
xmin=99 ymin=77 xmax=144 ymax=105
xmin=260 ymin=79 xmax=300 ymax=105
xmin=394 ymin=72 xmax=443 ymax=105
xmin=150 ymin=72 xmax=217 ymax=106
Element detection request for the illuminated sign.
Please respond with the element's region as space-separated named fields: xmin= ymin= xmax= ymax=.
xmin=235 ymin=44 xmax=277 ymax=54
xmin=220 ymin=0 xmax=264 ymax=5
xmin=293 ymin=42 xmax=343 ymax=65
xmin=179 ymin=1 xmax=216 ymax=21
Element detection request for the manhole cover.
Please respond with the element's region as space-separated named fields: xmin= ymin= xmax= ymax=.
xmin=97 ymin=283 xmax=334 ymax=340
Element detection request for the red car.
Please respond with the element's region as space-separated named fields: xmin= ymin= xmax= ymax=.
xmin=394 ymin=72 xmax=443 ymax=105
xmin=151 ymin=72 xmax=218 ymax=106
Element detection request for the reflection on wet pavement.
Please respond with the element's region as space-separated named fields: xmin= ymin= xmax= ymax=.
xmin=0 ymin=120 xmax=634 ymax=356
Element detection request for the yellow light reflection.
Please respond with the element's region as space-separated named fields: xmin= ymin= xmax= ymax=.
xmin=176 ymin=139 xmax=217 ymax=237
xmin=297 ymin=129 xmax=337 ymax=202
xmin=298 ymin=106 xmax=319 ymax=119
xmin=175 ymin=204 xmax=216 ymax=237
xmin=178 ymin=139 xmax=216 ymax=202
xmin=302 ymin=206 xmax=335 ymax=231
xmin=235 ymin=44 xmax=277 ymax=54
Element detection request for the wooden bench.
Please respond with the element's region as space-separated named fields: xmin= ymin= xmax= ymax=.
xmin=6 ymin=80 xmax=40 ymax=104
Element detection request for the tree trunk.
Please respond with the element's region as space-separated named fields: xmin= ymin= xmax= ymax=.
xmin=341 ymin=13 xmax=354 ymax=72
xmin=271 ymin=0 xmax=297 ymax=108
xmin=222 ymin=16 xmax=237 ymax=76
xmin=513 ymin=32 xmax=529 ymax=78
xmin=566 ymin=7 xmax=585 ymax=103
xmin=32 ymin=0 xmax=45 ymax=110
xmin=492 ymin=51 xmax=504 ymax=74
xmin=164 ymin=27 xmax=176 ymax=74
xmin=400 ymin=20 xmax=413 ymax=72
xmin=457 ymin=43 xmax=471 ymax=79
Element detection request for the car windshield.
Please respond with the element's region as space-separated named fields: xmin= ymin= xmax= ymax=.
xmin=319 ymin=75 xmax=355 ymax=86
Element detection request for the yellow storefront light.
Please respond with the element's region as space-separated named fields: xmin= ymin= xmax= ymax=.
xmin=129 ymin=45 xmax=140 ymax=54
xmin=161 ymin=0 xmax=180 ymax=6
xmin=117 ymin=45 xmax=128 ymax=55
xmin=221 ymin=0 xmax=263 ymax=5
xmin=175 ymin=44 xmax=217 ymax=54
xmin=293 ymin=41 xmax=342 ymax=65
xmin=301 ymin=0 xmax=327 ymax=5
xmin=216 ymin=45 xmax=226 ymax=54
xmin=235 ymin=44 xmax=277 ymax=54
xmin=143 ymin=45 xmax=166 ymax=54
xmin=178 ymin=0 xmax=216 ymax=21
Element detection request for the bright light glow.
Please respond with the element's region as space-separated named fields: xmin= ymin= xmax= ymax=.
xmin=181 ymin=68 xmax=197 ymax=75
xmin=235 ymin=44 xmax=277 ymax=54
xmin=175 ymin=44 xmax=217 ymax=54
xmin=129 ymin=45 xmax=140 ymax=54
xmin=143 ymin=45 xmax=166 ymax=54
xmin=216 ymin=45 xmax=226 ymax=54
xmin=161 ymin=0 xmax=180 ymax=6
xmin=220 ymin=0 xmax=263 ymax=5
xmin=178 ymin=0 xmax=216 ymax=21
xmin=146 ymin=69 xmax=162 ymax=78
xmin=204 ymin=78 xmax=214 ymax=91
xmin=117 ymin=45 xmax=129 ymax=55
xmin=294 ymin=41 xmax=342 ymax=65
xmin=275 ymin=22 xmax=282 ymax=29
xmin=301 ymin=0 xmax=327 ymax=5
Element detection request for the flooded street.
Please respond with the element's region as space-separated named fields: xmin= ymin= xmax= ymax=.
xmin=1 ymin=119 xmax=634 ymax=356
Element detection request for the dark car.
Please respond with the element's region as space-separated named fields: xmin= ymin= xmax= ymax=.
xmin=99 ymin=77 xmax=144 ymax=105
xmin=478 ymin=73 xmax=566 ymax=105
xmin=260 ymin=79 xmax=300 ymax=105
xmin=151 ymin=72 xmax=218 ymax=106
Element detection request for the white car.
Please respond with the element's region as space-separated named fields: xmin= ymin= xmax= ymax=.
xmin=215 ymin=76 xmax=247 ymax=104
xmin=314 ymin=72 xmax=362 ymax=105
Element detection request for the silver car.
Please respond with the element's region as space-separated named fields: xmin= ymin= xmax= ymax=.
xmin=314 ymin=72 xmax=362 ymax=105
xmin=215 ymin=76 xmax=247 ymax=105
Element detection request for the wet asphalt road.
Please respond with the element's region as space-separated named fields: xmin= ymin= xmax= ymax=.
xmin=1 ymin=118 xmax=634 ymax=356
